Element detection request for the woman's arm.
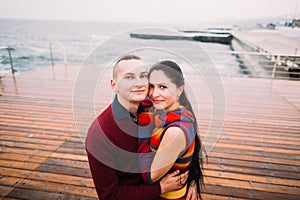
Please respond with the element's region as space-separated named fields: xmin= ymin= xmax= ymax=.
xmin=150 ymin=126 xmax=186 ymax=182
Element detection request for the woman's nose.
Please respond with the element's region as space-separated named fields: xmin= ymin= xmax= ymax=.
xmin=151 ymin=87 xmax=159 ymax=97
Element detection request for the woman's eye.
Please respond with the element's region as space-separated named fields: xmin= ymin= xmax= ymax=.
xmin=149 ymin=84 xmax=154 ymax=88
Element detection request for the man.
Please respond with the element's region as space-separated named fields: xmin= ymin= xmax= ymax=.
xmin=86 ymin=55 xmax=195 ymax=200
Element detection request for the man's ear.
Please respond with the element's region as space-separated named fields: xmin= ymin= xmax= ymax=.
xmin=111 ymin=79 xmax=118 ymax=92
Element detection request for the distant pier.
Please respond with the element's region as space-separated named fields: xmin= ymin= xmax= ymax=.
xmin=130 ymin=31 xmax=232 ymax=44
xmin=130 ymin=28 xmax=300 ymax=79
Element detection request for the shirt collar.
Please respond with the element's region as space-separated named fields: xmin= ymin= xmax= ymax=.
xmin=112 ymin=95 xmax=144 ymax=122
xmin=112 ymin=95 xmax=130 ymax=120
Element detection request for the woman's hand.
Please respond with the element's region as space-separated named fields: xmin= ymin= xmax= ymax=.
xmin=159 ymin=170 xmax=188 ymax=193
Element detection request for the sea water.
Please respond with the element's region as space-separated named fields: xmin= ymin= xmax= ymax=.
xmin=0 ymin=18 xmax=243 ymax=77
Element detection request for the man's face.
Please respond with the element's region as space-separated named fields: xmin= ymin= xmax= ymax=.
xmin=111 ymin=59 xmax=148 ymax=104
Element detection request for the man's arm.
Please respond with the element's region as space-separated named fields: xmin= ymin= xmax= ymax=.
xmin=87 ymin=150 xmax=161 ymax=200
xmin=86 ymin=116 xmax=161 ymax=200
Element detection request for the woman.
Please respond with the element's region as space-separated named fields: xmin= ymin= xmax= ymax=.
xmin=138 ymin=60 xmax=204 ymax=199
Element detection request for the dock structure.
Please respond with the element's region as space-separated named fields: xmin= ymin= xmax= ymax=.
xmin=232 ymin=29 xmax=300 ymax=56
xmin=0 ymin=64 xmax=300 ymax=199
xmin=130 ymin=29 xmax=300 ymax=79
xmin=231 ymin=29 xmax=300 ymax=78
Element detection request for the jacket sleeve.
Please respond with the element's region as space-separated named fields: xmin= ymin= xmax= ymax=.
xmin=137 ymin=112 xmax=157 ymax=184
xmin=138 ymin=136 xmax=157 ymax=184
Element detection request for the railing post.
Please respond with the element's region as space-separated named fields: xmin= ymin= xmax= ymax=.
xmin=63 ymin=47 xmax=68 ymax=65
xmin=271 ymin=55 xmax=281 ymax=79
xmin=271 ymin=55 xmax=277 ymax=79
xmin=7 ymin=47 xmax=15 ymax=76
xmin=49 ymin=42 xmax=54 ymax=67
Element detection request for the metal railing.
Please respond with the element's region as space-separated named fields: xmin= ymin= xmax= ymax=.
xmin=1 ymin=43 xmax=299 ymax=81
xmin=0 ymin=42 xmax=69 ymax=77
xmin=206 ymin=49 xmax=300 ymax=81
xmin=0 ymin=46 xmax=15 ymax=76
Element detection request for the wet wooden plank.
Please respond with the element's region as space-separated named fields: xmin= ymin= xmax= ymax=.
xmin=0 ymin=64 xmax=299 ymax=200
xmin=6 ymin=187 xmax=96 ymax=200
xmin=35 ymin=163 xmax=91 ymax=178
xmin=0 ymin=185 xmax=15 ymax=198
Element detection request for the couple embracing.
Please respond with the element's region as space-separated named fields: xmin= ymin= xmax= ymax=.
xmin=86 ymin=55 xmax=204 ymax=200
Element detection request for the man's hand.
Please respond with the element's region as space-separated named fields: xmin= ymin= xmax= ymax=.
xmin=186 ymin=180 xmax=200 ymax=200
xmin=159 ymin=170 xmax=188 ymax=194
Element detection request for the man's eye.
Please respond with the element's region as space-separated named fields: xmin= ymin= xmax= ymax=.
xmin=140 ymin=74 xmax=148 ymax=79
xmin=160 ymin=85 xmax=167 ymax=89
xmin=149 ymin=84 xmax=154 ymax=88
xmin=125 ymin=76 xmax=134 ymax=79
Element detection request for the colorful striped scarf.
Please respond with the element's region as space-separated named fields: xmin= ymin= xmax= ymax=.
xmin=138 ymin=106 xmax=196 ymax=185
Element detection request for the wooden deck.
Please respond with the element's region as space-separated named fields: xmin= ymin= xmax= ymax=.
xmin=0 ymin=64 xmax=299 ymax=199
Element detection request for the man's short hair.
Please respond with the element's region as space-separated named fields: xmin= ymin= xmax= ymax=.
xmin=113 ymin=55 xmax=141 ymax=80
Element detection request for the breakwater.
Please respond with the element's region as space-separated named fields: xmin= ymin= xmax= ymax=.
xmin=130 ymin=32 xmax=232 ymax=44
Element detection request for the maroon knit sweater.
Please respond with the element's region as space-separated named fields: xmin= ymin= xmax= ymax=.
xmin=86 ymin=97 xmax=161 ymax=200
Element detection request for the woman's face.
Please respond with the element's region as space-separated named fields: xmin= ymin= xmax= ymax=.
xmin=148 ymin=70 xmax=182 ymax=111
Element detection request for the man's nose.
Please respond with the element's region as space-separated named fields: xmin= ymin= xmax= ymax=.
xmin=135 ymin=76 xmax=147 ymax=85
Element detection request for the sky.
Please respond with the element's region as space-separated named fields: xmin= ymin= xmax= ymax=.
xmin=0 ymin=0 xmax=299 ymax=25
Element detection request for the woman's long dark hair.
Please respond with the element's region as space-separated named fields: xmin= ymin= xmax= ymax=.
xmin=149 ymin=60 xmax=204 ymax=195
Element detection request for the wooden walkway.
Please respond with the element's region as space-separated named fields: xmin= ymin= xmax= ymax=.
xmin=0 ymin=64 xmax=299 ymax=199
